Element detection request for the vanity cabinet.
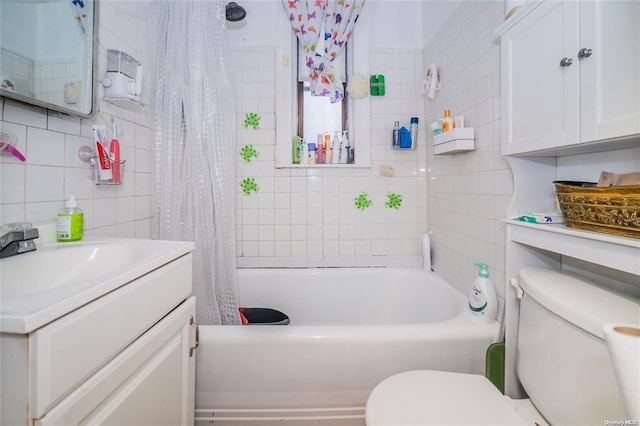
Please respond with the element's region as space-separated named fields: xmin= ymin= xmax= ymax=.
xmin=37 ymin=297 xmax=197 ymax=426
xmin=500 ymin=0 xmax=640 ymax=155
xmin=0 ymin=250 xmax=197 ymax=426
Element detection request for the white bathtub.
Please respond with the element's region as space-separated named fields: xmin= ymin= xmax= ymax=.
xmin=195 ymin=268 xmax=500 ymax=425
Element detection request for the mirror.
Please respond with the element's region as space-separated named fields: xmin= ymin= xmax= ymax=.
xmin=0 ymin=0 xmax=96 ymax=117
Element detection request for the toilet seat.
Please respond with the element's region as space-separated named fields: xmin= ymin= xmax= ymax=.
xmin=366 ymin=370 xmax=529 ymax=425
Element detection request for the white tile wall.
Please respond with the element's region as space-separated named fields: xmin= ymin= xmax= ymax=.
xmin=0 ymin=1 xmax=153 ymax=240
xmin=424 ymin=1 xmax=510 ymax=296
xmin=234 ymin=47 xmax=427 ymax=268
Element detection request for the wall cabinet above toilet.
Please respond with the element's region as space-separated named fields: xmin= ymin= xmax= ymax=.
xmin=499 ymin=0 xmax=640 ymax=156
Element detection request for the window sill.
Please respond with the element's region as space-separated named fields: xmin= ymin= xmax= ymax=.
xmin=275 ymin=162 xmax=371 ymax=169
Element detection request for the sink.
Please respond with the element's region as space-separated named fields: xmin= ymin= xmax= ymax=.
xmin=2 ymin=242 xmax=144 ymax=298
xmin=0 ymin=237 xmax=194 ymax=334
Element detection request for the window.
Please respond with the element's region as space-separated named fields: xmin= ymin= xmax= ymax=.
xmin=275 ymin=10 xmax=370 ymax=167
xmin=296 ymin=41 xmax=348 ymax=144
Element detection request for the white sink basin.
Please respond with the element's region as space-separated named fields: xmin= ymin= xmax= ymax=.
xmin=0 ymin=237 xmax=194 ymax=334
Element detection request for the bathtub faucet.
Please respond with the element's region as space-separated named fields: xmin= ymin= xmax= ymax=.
xmin=0 ymin=222 xmax=39 ymax=259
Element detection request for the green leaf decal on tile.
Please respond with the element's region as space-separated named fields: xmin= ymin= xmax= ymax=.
xmin=385 ymin=192 xmax=402 ymax=209
xmin=240 ymin=144 xmax=259 ymax=163
xmin=240 ymin=177 xmax=259 ymax=196
xmin=243 ymin=112 xmax=260 ymax=130
xmin=354 ymin=192 xmax=373 ymax=210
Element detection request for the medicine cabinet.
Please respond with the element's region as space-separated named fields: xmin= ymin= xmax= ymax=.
xmin=0 ymin=0 xmax=97 ymax=117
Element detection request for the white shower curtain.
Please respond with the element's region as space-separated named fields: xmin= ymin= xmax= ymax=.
xmin=152 ymin=0 xmax=240 ymax=325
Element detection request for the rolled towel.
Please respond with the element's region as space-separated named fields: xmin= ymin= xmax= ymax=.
xmin=597 ymin=171 xmax=640 ymax=187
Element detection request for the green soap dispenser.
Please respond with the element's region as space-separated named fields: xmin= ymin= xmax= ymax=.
xmin=57 ymin=195 xmax=84 ymax=242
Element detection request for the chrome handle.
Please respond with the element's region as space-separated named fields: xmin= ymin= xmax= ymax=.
xmin=189 ymin=316 xmax=199 ymax=358
xmin=578 ymin=48 xmax=593 ymax=58
xmin=559 ymin=57 xmax=573 ymax=67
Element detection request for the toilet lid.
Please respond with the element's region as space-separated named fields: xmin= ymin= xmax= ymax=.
xmin=366 ymin=370 xmax=528 ymax=425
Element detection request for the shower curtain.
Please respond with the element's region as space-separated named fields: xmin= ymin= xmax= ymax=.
xmin=152 ymin=0 xmax=240 ymax=325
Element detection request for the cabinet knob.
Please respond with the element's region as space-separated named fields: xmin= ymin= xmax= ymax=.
xmin=559 ymin=57 xmax=574 ymax=67
xmin=578 ymin=48 xmax=593 ymax=58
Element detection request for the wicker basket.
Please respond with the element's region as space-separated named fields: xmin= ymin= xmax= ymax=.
xmin=553 ymin=181 xmax=640 ymax=239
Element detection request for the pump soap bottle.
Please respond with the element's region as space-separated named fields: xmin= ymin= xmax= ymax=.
xmin=57 ymin=195 xmax=84 ymax=242
xmin=468 ymin=262 xmax=497 ymax=323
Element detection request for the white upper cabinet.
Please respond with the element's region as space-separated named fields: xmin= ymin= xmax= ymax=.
xmin=579 ymin=1 xmax=640 ymax=144
xmin=499 ymin=0 xmax=640 ymax=155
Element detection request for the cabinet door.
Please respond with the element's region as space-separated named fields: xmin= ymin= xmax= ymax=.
xmin=501 ymin=1 xmax=579 ymax=155
xmin=37 ymin=297 xmax=197 ymax=426
xmin=579 ymin=0 xmax=640 ymax=143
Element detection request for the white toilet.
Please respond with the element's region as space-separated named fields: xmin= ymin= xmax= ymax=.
xmin=366 ymin=267 xmax=639 ymax=425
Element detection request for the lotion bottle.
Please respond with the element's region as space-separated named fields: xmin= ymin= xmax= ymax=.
xmin=57 ymin=195 xmax=83 ymax=242
xmin=442 ymin=109 xmax=453 ymax=133
xmin=332 ymin=131 xmax=341 ymax=164
xmin=409 ymin=117 xmax=419 ymax=149
xmin=341 ymin=130 xmax=350 ymax=164
xmin=468 ymin=262 xmax=497 ymax=323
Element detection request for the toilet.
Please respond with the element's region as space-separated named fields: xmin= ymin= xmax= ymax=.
xmin=366 ymin=267 xmax=639 ymax=425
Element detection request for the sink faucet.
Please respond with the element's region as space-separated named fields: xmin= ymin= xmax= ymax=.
xmin=0 ymin=223 xmax=39 ymax=259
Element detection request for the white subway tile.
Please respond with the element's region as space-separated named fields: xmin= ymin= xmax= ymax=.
xmin=48 ymin=111 xmax=81 ymax=135
xmin=65 ymin=167 xmax=94 ymax=200
xmin=258 ymin=225 xmax=275 ymax=242
xmin=26 ymin=201 xmax=61 ymax=224
xmin=117 ymin=196 xmax=136 ymax=223
xmin=242 ymin=241 xmax=259 ymax=257
xmin=1 ymin=163 xmax=25 ymax=203
xmin=134 ymin=195 xmax=151 ymax=220
xmin=25 ymin=165 xmax=64 ymax=202
xmin=94 ymin=197 xmax=118 ymax=228
xmin=243 ymin=224 xmax=259 ymax=240
xmin=27 ymin=128 xmax=65 ymax=166
xmin=135 ymin=219 xmax=151 ymax=239
xmin=117 ymin=221 xmax=136 ymax=238
xmin=4 ymin=100 xmax=47 ymax=129
xmin=1 ymin=203 xmax=25 ymax=224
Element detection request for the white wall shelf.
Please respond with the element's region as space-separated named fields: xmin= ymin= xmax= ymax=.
xmin=103 ymin=97 xmax=145 ymax=109
xmin=275 ymin=163 xmax=371 ymax=169
xmin=504 ymin=219 xmax=640 ymax=276
xmin=433 ymin=127 xmax=474 ymax=155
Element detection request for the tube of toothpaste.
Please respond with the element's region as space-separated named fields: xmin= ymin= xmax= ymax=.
xmin=92 ymin=125 xmax=112 ymax=181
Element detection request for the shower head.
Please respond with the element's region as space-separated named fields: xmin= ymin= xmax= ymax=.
xmin=225 ymin=2 xmax=246 ymax=22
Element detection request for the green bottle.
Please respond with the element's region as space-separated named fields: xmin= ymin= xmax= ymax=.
xmin=57 ymin=195 xmax=83 ymax=242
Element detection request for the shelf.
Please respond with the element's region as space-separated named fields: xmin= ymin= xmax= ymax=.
xmin=103 ymin=97 xmax=145 ymax=109
xmin=504 ymin=219 xmax=640 ymax=275
xmin=275 ymin=162 xmax=371 ymax=169
xmin=433 ymin=127 xmax=475 ymax=155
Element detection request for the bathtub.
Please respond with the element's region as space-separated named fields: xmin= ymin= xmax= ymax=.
xmin=195 ymin=268 xmax=500 ymax=426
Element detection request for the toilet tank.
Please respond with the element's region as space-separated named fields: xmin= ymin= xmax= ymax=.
xmin=516 ymin=267 xmax=639 ymax=425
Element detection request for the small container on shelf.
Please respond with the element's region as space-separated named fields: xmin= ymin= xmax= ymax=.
xmin=553 ymin=180 xmax=640 ymax=239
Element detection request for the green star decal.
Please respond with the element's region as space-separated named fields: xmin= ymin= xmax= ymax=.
xmin=240 ymin=177 xmax=259 ymax=196
xmin=243 ymin=112 xmax=260 ymax=129
xmin=240 ymin=144 xmax=259 ymax=163
xmin=385 ymin=192 xmax=402 ymax=209
xmin=354 ymin=192 xmax=373 ymax=210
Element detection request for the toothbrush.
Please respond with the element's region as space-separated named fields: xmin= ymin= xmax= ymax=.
xmin=109 ymin=116 xmax=121 ymax=184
